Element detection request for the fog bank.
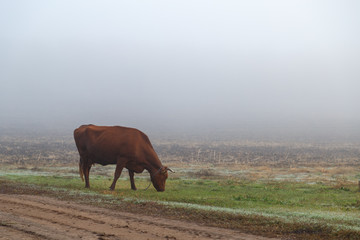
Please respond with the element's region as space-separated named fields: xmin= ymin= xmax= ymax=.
xmin=1 ymin=1 xmax=359 ymax=141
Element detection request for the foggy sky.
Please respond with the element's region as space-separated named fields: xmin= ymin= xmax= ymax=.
xmin=1 ymin=1 xmax=359 ymax=137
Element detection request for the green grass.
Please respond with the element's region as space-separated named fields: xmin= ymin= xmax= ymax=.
xmin=4 ymin=174 xmax=359 ymax=211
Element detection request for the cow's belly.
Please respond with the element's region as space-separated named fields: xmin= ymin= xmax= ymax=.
xmin=93 ymin=158 xmax=116 ymax=166
xmin=90 ymin=153 xmax=118 ymax=166
xmin=126 ymin=162 xmax=145 ymax=173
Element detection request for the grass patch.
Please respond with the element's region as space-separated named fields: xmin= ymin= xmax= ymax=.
xmin=4 ymin=174 xmax=359 ymax=212
xmin=1 ymin=173 xmax=360 ymax=238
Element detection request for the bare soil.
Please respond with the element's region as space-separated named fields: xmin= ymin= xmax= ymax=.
xmin=0 ymin=194 xmax=276 ymax=240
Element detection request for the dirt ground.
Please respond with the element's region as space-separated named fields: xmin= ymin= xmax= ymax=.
xmin=0 ymin=194 xmax=277 ymax=240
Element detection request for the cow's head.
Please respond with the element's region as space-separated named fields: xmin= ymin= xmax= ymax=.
xmin=151 ymin=166 xmax=173 ymax=192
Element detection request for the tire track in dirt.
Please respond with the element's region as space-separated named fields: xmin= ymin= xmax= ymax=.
xmin=0 ymin=194 xmax=276 ymax=240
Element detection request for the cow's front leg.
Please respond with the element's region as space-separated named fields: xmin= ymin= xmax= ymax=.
xmin=110 ymin=160 xmax=125 ymax=191
xmin=129 ymin=170 xmax=137 ymax=190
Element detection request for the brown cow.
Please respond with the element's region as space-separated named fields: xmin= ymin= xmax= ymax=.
xmin=74 ymin=124 xmax=172 ymax=192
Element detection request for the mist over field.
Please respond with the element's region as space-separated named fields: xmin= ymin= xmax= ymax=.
xmin=1 ymin=0 xmax=359 ymax=142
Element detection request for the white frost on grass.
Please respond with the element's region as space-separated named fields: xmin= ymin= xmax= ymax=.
xmin=120 ymin=198 xmax=360 ymax=231
xmin=0 ymin=168 xmax=78 ymax=177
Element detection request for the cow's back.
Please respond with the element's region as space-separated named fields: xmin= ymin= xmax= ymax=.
xmin=74 ymin=125 xmax=155 ymax=166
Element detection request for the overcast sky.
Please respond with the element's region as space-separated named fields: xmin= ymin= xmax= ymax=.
xmin=1 ymin=1 xmax=359 ymax=136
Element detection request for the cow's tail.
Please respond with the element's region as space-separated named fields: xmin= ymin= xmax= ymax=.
xmin=79 ymin=158 xmax=84 ymax=182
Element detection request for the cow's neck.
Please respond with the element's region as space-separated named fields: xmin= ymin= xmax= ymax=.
xmin=145 ymin=159 xmax=163 ymax=176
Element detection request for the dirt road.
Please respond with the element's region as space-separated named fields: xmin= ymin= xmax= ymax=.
xmin=0 ymin=194 xmax=276 ymax=240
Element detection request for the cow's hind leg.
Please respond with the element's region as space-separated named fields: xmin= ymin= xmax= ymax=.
xmin=129 ymin=170 xmax=137 ymax=190
xmin=84 ymin=163 xmax=91 ymax=188
xmin=110 ymin=160 xmax=125 ymax=191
